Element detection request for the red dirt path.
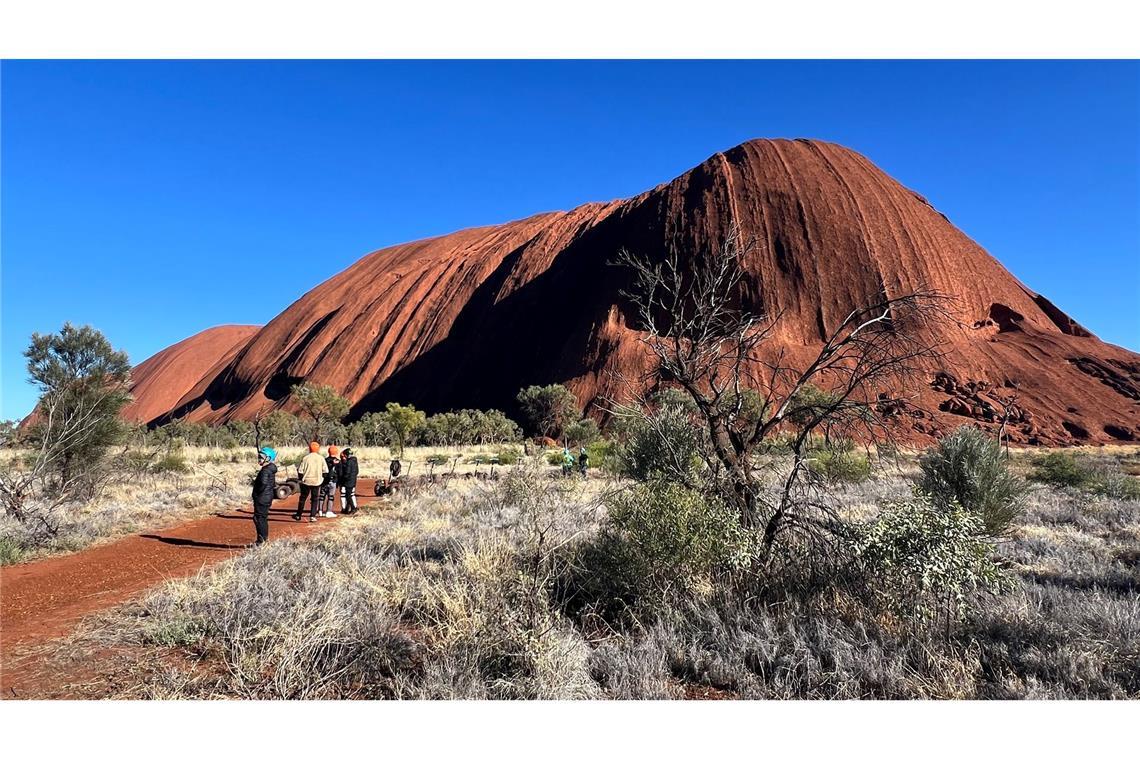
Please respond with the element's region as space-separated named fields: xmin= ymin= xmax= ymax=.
xmin=0 ymin=479 xmax=381 ymax=696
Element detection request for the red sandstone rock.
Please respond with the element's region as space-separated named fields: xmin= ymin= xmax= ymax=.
xmin=122 ymin=325 xmax=259 ymax=425
xmin=131 ymin=139 xmax=1137 ymax=445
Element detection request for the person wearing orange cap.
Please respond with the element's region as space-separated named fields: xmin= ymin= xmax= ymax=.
xmin=294 ymin=441 xmax=328 ymax=523
xmin=319 ymin=445 xmax=341 ymax=518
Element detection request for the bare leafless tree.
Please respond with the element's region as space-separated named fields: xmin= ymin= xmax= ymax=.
xmin=614 ymin=225 xmax=949 ymax=562
xmin=994 ymin=387 xmax=1020 ymax=459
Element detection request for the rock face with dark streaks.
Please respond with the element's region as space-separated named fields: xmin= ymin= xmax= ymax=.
xmin=128 ymin=139 xmax=1139 ymax=445
xmin=122 ymin=325 xmax=260 ymax=425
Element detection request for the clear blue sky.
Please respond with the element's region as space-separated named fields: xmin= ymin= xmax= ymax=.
xmin=2 ymin=60 xmax=1138 ymax=419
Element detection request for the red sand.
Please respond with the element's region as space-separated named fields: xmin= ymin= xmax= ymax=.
xmin=0 ymin=480 xmax=381 ymax=696
xmin=131 ymin=138 xmax=1137 ymax=444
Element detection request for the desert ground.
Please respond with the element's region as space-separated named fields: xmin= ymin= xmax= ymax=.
xmin=2 ymin=442 xmax=1137 ymax=699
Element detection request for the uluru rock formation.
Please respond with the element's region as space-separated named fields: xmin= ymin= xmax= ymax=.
xmin=134 ymin=139 xmax=1139 ymax=445
xmin=123 ymin=325 xmax=259 ymax=425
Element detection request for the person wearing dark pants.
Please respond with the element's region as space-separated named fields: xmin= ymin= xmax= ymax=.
xmin=340 ymin=447 xmax=360 ymax=514
xmin=297 ymin=483 xmax=320 ymax=520
xmin=319 ymin=445 xmax=340 ymax=518
xmin=294 ymin=442 xmax=328 ymax=522
xmin=251 ymin=447 xmax=278 ymax=546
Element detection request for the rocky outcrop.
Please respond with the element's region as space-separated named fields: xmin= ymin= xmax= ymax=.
xmin=130 ymin=138 xmax=1137 ymax=445
xmin=122 ymin=325 xmax=259 ymax=425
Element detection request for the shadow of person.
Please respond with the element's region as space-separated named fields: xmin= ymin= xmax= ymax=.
xmin=212 ymin=512 xmax=297 ymax=523
xmin=139 ymin=534 xmax=242 ymax=550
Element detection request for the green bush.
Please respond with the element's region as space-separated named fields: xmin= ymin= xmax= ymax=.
xmin=585 ymin=439 xmax=617 ymax=473
xmin=563 ymin=418 xmax=600 ymax=447
xmin=152 ymin=452 xmax=191 ymax=475
xmin=1090 ymin=471 xmax=1140 ymax=501
xmin=852 ymin=495 xmax=1010 ymax=621
xmin=786 ymin=383 xmax=841 ymax=428
xmin=601 ymin=483 xmax=754 ymax=600
xmin=1028 ymin=452 xmax=1138 ymax=500
xmin=0 ymin=537 xmax=25 ymax=566
xmin=1030 ymin=452 xmax=1095 ymax=488
xmin=123 ymin=449 xmax=156 ymax=477
xmin=809 ymin=448 xmax=870 ymax=484
xmin=494 ymin=446 xmax=521 ymax=466
xmin=918 ymin=426 xmax=1025 ymax=536
xmin=617 ymin=398 xmax=703 ymax=483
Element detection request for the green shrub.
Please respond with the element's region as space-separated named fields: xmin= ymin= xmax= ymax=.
xmin=494 ymin=446 xmax=521 ymax=466
xmin=0 ymin=537 xmax=25 ymax=566
xmin=601 ymin=483 xmax=754 ymax=600
xmin=1089 ymin=471 xmax=1140 ymax=501
xmin=1030 ymin=452 xmax=1096 ymax=488
xmin=1028 ymin=452 xmax=1138 ymax=500
xmin=805 ymin=435 xmax=856 ymax=454
xmin=585 ymin=439 xmax=617 ymax=473
xmin=563 ymin=418 xmax=600 ymax=447
xmin=853 ymin=495 xmax=1010 ymax=621
xmin=618 ymin=399 xmax=703 ymax=483
xmin=152 ymin=452 xmax=191 ymax=475
xmin=425 ymin=454 xmax=450 ymax=466
xmin=809 ymin=448 xmax=871 ymax=484
xmin=918 ymin=426 xmax=1025 ymax=536
xmin=545 ymin=451 xmax=567 ymax=466
xmin=756 ymin=431 xmax=797 ymax=455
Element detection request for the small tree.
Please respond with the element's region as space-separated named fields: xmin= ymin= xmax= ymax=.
xmin=224 ymin=419 xmax=255 ymax=447
xmin=2 ymin=323 xmax=132 ymax=535
xmin=516 ymin=384 xmax=579 ymax=440
xmin=617 ymin=392 xmax=704 ymax=485
xmin=256 ymin=410 xmax=302 ymax=448
xmin=0 ymin=420 xmax=20 ymax=448
xmin=24 ymin=323 xmax=132 ymax=482
xmin=292 ymin=382 xmax=350 ymax=441
xmin=379 ymin=402 xmax=426 ymax=457
xmin=481 ymin=409 xmax=523 ymax=444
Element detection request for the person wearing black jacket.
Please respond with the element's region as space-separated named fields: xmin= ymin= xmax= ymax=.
xmin=319 ymin=445 xmax=340 ymax=518
xmin=251 ymin=447 xmax=278 ymax=546
xmin=340 ymin=448 xmax=360 ymax=514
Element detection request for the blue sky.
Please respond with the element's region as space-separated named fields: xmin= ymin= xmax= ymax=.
xmin=2 ymin=60 xmax=1138 ymax=419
